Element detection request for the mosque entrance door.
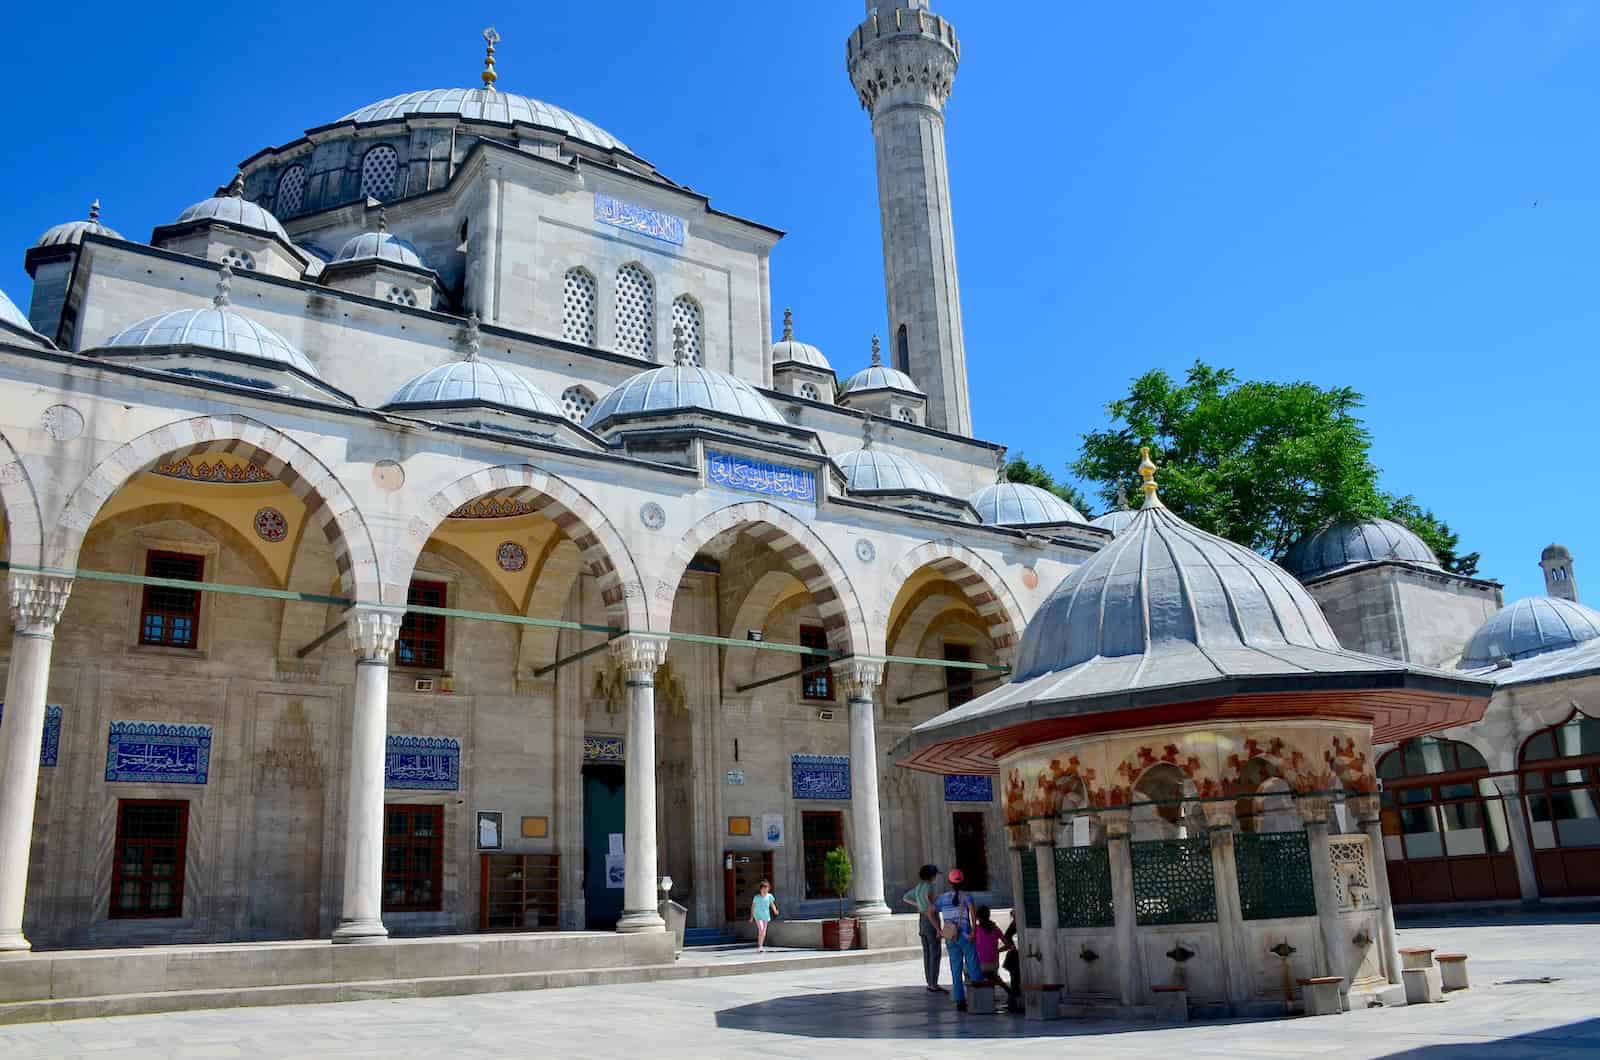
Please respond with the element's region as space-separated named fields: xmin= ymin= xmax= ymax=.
xmin=952 ymin=812 xmax=990 ymax=891
xmin=582 ymin=764 xmax=626 ymax=929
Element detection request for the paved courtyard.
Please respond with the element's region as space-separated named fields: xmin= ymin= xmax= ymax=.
xmin=1 ymin=913 xmax=1596 ymax=1059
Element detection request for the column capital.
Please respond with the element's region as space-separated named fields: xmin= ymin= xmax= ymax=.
xmin=347 ymin=604 xmax=406 ymax=663
xmin=1347 ymin=794 xmax=1383 ymax=824
xmin=1028 ymin=817 xmax=1057 ymax=846
xmin=8 ymin=572 xmax=72 ymax=636
xmin=608 ymin=634 xmax=670 ymax=681
xmin=1006 ymin=822 xmax=1031 ymax=851
xmin=1202 ymin=801 xmax=1237 ymax=831
xmin=1296 ymin=794 xmax=1333 ymax=826
xmin=829 ymin=658 xmax=883 ymax=701
xmin=1101 ymin=809 xmax=1132 ymax=839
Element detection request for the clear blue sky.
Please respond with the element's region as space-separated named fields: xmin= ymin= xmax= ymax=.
xmin=2 ymin=2 xmax=1594 ymax=602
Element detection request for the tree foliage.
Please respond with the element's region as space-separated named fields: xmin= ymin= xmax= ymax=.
xmin=1004 ymin=454 xmax=1094 ymax=517
xmin=1383 ymin=495 xmax=1480 ymax=576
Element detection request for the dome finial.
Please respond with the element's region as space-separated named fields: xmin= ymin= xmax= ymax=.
xmin=463 ymin=312 xmax=481 ymax=361
xmin=861 ymin=414 xmax=875 ymax=450
xmin=870 ymin=334 xmax=881 ymax=365
xmin=782 ymin=307 xmax=794 ymax=341
xmin=377 ymin=206 xmax=388 ymax=233
xmin=88 ymin=199 xmax=101 ymax=223
xmin=227 ymin=172 xmax=245 ymax=198
xmin=1138 ymin=446 xmax=1162 ymax=509
xmin=672 ymin=323 xmax=690 ymax=365
xmin=481 ymin=26 xmax=501 ymax=90
xmin=214 ymin=262 xmax=233 ymax=308
xmin=1115 ymin=481 xmax=1129 ymax=511
xmin=994 ymin=446 xmax=1008 ymax=484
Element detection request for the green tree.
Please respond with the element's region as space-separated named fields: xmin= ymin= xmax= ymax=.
xmin=824 ymin=846 xmax=853 ymax=923
xmin=1004 ymin=454 xmax=1095 ymax=517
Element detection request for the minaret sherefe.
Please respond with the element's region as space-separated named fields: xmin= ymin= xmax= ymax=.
xmin=847 ymin=1 xmax=972 ymax=436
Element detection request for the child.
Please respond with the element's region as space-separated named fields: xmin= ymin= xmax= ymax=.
xmin=1002 ymin=918 xmax=1023 ymax=1012
xmin=973 ymin=904 xmax=1005 ymax=1002
xmin=750 ymin=879 xmax=779 ymax=953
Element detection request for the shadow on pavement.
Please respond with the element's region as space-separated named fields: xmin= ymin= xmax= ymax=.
xmin=1383 ymin=1017 xmax=1600 ymax=1058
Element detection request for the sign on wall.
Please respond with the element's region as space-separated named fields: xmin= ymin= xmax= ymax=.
xmin=944 ymin=774 xmax=994 ymax=802
xmin=792 ymin=754 xmax=850 ymax=800
xmin=105 ymin=722 xmax=211 ymax=785
xmin=385 ymin=735 xmax=460 ymax=791
xmin=707 ymin=450 xmax=817 ymax=503
xmin=762 ymin=813 xmax=785 ymax=847
xmin=0 ymin=703 xmax=62 ymax=767
xmin=584 ymin=734 xmax=625 ymax=763
xmin=594 ymin=192 xmax=686 ymax=246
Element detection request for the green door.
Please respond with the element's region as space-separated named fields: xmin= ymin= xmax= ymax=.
xmin=583 ymin=764 xmax=626 ymax=929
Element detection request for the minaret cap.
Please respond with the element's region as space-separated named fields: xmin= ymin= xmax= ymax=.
xmin=481 ymin=27 xmax=500 ymax=90
xmin=1138 ymin=446 xmax=1162 ymax=509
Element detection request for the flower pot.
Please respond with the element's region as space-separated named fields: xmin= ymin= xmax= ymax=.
xmin=822 ymin=917 xmax=859 ymax=951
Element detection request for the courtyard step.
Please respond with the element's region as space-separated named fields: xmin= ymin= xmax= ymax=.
xmin=683 ymin=928 xmax=742 ymax=948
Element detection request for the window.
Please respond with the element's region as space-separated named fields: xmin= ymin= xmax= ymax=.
xmin=895 ymin=406 xmax=916 ymax=424
xmin=360 ymin=144 xmax=399 ymax=201
xmin=110 ymin=800 xmax=188 ymax=918
xmin=614 ymin=263 xmax=655 ymax=359
xmin=276 ymin=164 xmax=307 ymax=216
xmin=383 ymin=804 xmax=444 ymax=912
xmin=801 ymin=811 xmax=843 ymax=899
xmin=561 ymin=385 xmax=597 ymax=423
xmin=671 ymin=295 xmax=703 ymax=365
xmin=895 ymin=324 xmax=910 ymax=373
xmin=944 ymin=643 xmax=975 ymax=709
xmin=562 ymin=268 xmax=597 ymax=345
xmin=221 ymin=247 xmax=256 ymax=271
xmin=799 ymin=625 xmax=832 ymax=701
xmin=396 ymin=579 xmax=447 ymax=669
xmin=1520 ymin=714 xmax=1600 ymax=852
xmin=139 ymin=551 xmax=204 ymax=649
xmin=385 ymin=285 xmax=418 ymax=307
xmin=799 ymin=382 xmax=821 ymax=402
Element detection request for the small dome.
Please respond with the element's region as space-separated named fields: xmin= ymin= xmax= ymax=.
xmin=1282 ymin=518 xmax=1440 ymax=580
xmin=1090 ymin=508 xmax=1138 ymax=537
xmin=1458 ymin=596 xmax=1600 ymax=669
xmin=338 ymin=89 xmax=631 ymax=154
xmin=385 ymin=359 xmax=561 ymax=418
xmin=840 ymin=339 xmax=922 ymax=397
xmin=332 ymin=229 xmax=429 ymax=271
xmin=970 ymin=482 xmax=1085 ymax=526
xmin=103 ymin=299 xmax=317 ymax=379
xmin=34 ymin=200 xmax=122 ymax=249
xmin=0 ymin=288 xmax=35 ymax=334
xmin=1542 ymin=543 xmax=1573 ymax=562
xmin=176 ymin=180 xmax=289 ymax=241
xmin=837 ymin=448 xmax=949 ymax=495
xmin=583 ymin=364 xmax=783 ymax=428
xmin=771 ymin=309 xmax=831 ymax=371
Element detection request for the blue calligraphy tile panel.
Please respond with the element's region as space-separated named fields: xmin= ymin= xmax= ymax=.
xmin=792 ymin=754 xmax=850 ymax=800
xmin=707 ymin=450 xmax=817 ymax=503
xmin=0 ymin=703 xmax=63 ymax=767
xmin=594 ymin=192 xmax=686 ymax=246
xmin=944 ymin=774 xmax=994 ymax=803
xmin=385 ymin=735 xmax=460 ymax=791
xmin=584 ymin=734 xmax=625 ymax=763
xmin=105 ymin=722 xmax=211 ymax=784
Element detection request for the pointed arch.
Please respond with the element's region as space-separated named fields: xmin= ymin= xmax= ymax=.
xmin=49 ymin=414 xmax=382 ymax=601
xmin=0 ymin=427 xmax=44 ymax=568
xmin=879 ymin=539 xmax=1026 ymax=661
xmin=394 ymin=463 xmax=647 ymax=632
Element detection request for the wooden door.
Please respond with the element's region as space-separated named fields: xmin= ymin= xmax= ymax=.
xmin=582 ymin=764 xmax=625 ymax=929
xmin=723 ymin=850 xmax=774 ymax=921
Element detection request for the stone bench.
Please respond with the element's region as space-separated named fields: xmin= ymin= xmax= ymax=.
xmin=1023 ymin=984 xmax=1062 ymax=1021
xmin=968 ymin=977 xmax=998 ymax=1014
xmin=1399 ymin=947 xmax=1436 ymax=971
xmin=1403 ymin=965 xmax=1443 ymax=1005
xmin=1436 ymin=953 xmax=1470 ymax=992
xmin=1151 ymin=984 xmax=1188 ymax=1023
xmin=1298 ymin=976 xmax=1344 ymax=1017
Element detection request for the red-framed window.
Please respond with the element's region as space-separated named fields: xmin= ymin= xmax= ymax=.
xmin=799 ymin=625 xmax=833 ymax=701
xmin=383 ymin=804 xmax=444 ymax=912
xmin=944 ymin=642 xmax=975 ymax=710
xmin=396 ymin=580 xmax=447 ymax=669
xmin=1520 ymin=713 xmax=1600 ymax=853
xmin=139 ymin=551 xmax=204 ymax=648
xmin=110 ymin=800 xmax=189 ymax=918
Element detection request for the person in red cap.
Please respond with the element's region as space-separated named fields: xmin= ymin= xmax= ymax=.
xmin=933 ymin=867 xmax=981 ymax=1011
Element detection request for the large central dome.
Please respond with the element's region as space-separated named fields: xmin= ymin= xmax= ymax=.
xmin=337 ymin=89 xmax=631 ymax=154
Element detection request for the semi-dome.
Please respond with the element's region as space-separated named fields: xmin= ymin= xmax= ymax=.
xmin=771 ymin=309 xmax=831 ymax=372
xmin=836 ymin=447 xmax=948 ymax=495
xmin=175 ymin=178 xmax=289 ymax=241
xmin=1282 ymin=517 xmax=1440 ymax=580
xmin=332 ymin=227 xmax=429 ymax=271
xmin=840 ymin=346 xmax=922 ymax=396
xmin=34 ymin=200 xmax=122 ymax=249
xmin=583 ymin=363 xmax=783 ymax=428
xmin=385 ymin=358 xmax=561 ymax=418
xmin=337 ymin=89 xmax=630 ymax=154
xmin=1458 ymin=596 xmax=1600 ymax=669
xmin=970 ymin=482 xmax=1085 ymax=526
xmin=1090 ymin=508 xmax=1138 ymax=537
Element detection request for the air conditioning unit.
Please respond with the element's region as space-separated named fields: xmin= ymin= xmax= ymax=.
xmin=816 ymin=709 xmax=835 ymax=722
xmin=413 ymin=677 xmax=436 ymax=693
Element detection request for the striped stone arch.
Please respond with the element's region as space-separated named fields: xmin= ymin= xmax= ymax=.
xmin=0 ymin=427 xmax=44 ymax=569
xmin=395 ymin=464 xmax=648 ymax=632
xmin=657 ymin=501 xmax=870 ymax=656
xmin=50 ymin=414 xmax=383 ymax=601
xmin=878 ymin=539 xmax=1026 ymax=660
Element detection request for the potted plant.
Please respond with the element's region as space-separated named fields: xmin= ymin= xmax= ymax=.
xmin=821 ymin=846 xmax=857 ymax=950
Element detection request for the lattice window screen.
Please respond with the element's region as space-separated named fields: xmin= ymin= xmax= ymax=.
xmin=361 ymin=145 xmax=399 ymax=201
xmin=561 ymin=386 xmax=596 ymax=423
xmin=671 ymin=296 xmax=703 ymax=366
xmin=1130 ymin=837 xmax=1217 ymax=925
xmin=896 ymin=406 xmax=916 ymax=423
xmin=1328 ymin=834 xmax=1375 ymax=911
xmin=276 ymin=165 xmax=306 ymax=216
xmin=799 ymin=382 xmax=821 ymax=401
xmin=614 ymin=264 xmax=655 ymax=359
xmin=220 ymin=248 xmax=256 ymax=272
xmin=385 ymin=286 xmax=418 ymax=307
xmin=1055 ymin=845 xmax=1115 ymax=928
xmin=562 ymin=269 xmax=597 ymax=346
xmin=1234 ymin=830 xmax=1317 ymax=920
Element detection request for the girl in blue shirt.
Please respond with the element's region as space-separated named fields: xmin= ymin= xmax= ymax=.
xmin=750 ymin=879 xmax=779 ymax=952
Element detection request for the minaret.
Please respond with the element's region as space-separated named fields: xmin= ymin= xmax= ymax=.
xmin=847 ymin=1 xmax=971 ymax=435
xmin=1541 ymin=544 xmax=1579 ymax=602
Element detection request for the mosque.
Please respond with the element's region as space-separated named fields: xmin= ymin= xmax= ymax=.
xmin=0 ymin=0 xmax=1593 ymax=970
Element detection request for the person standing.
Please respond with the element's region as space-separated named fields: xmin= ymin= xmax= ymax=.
xmin=902 ymin=864 xmax=945 ymax=993
xmin=934 ymin=868 xmax=982 ymax=1012
xmin=750 ymin=879 xmax=779 ymax=953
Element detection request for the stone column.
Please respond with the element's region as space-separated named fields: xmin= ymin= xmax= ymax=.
xmin=1103 ymin=809 xmax=1142 ymax=1005
xmin=1005 ymin=824 xmax=1032 ymax=979
xmin=0 ymin=572 xmax=72 ymax=953
xmin=332 ymin=605 xmax=405 ymax=944
xmin=1350 ymin=795 xmax=1401 ymax=984
xmin=1298 ymin=796 xmax=1347 ymax=998
xmin=832 ymin=660 xmax=891 ymax=918
xmin=1204 ymin=803 xmax=1252 ymax=1003
xmin=613 ymin=634 xmax=670 ymax=933
xmin=1029 ymin=819 xmax=1062 ymax=986
xmin=1491 ymin=776 xmax=1541 ymax=906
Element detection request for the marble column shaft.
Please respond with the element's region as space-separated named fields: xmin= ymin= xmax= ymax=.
xmin=1030 ymin=831 xmax=1062 ymax=986
xmin=1299 ymin=798 xmax=1347 ymax=995
xmin=1104 ymin=812 xmax=1142 ymax=1005
xmin=833 ymin=660 xmax=891 ymax=918
xmin=1204 ymin=808 xmax=1253 ymax=1003
xmin=1492 ymin=776 xmax=1542 ymax=905
xmin=614 ymin=635 xmax=669 ymax=933
xmin=1352 ymin=797 xmax=1402 ymax=985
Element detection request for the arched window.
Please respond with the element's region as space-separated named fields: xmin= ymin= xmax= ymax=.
xmin=360 ymin=145 xmax=399 ymax=201
xmin=614 ymin=263 xmax=655 ymax=359
xmin=385 ymin=286 xmax=418 ymax=307
xmin=220 ymin=247 xmax=256 ymax=272
xmin=895 ymin=323 xmax=910 ymax=373
xmin=562 ymin=268 xmax=597 ymax=346
xmin=560 ymin=385 xmax=597 ymax=423
xmin=1519 ymin=712 xmax=1600 ymax=895
xmin=671 ymin=295 xmax=703 ymax=366
xmin=1375 ymin=737 xmax=1517 ymax=903
xmin=895 ymin=406 xmax=916 ymax=424
xmin=276 ymin=165 xmax=307 ymax=216
xmin=798 ymin=382 xmax=821 ymax=402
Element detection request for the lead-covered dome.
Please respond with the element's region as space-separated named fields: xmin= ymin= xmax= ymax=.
xmin=1282 ymin=518 xmax=1440 ymax=580
xmin=836 ymin=448 xmax=948 ymax=495
xmin=840 ymin=349 xmax=922 ymax=396
xmin=583 ymin=364 xmax=783 ymax=428
xmin=970 ymin=482 xmax=1085 ymax=526
xmin=1090 ymin=509 xmax=1138 ymax=537
xmin=176 ymin=182 xmax=289 ymax=241
xmin=333 ymin=228 xmax=429 ymax=271
xmin=1458 ymin=596 xmax=1600 ymax=669
xmin=34 ymin=200 xmax=122 ymax=250
xmin=338 ymin=89 xmax=630 ymax=154
xmin=385 ymin=359 xmax=560 ymax=417
xmin=771 ymin=309 xmax=831 ymax=371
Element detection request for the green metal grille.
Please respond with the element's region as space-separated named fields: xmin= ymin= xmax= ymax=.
xmin=1054 ymin=845 xmax=1114 ymax=928
xmin=1019 ymin=851 xmax=1041 ymax=929
xmin=1130 ymin=838 xmax=1216 ymax=925
xmin=1234 ymin=830 xmax=1317 ymax=920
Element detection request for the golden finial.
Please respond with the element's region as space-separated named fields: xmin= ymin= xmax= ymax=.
xmin=88 ymin=199 xmax=101 ymax=223
xmin=214 ymin=262 xmax=233 ymax=308
xmin=481 ymin=27 xmax=501 ymax=90
xmin=1138 ymin=446 xmax=1162 ymax=508
xmin=782 ymin=307 xmax=794 ymax=341
xmin=870 ymin=334 xmax=881 ymax=365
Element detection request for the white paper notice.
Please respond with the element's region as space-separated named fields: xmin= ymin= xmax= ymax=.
xmin=608 ymin=832 xmax=624 ymax=856
xmin=605 ymin=852 xmax=625 ymax=888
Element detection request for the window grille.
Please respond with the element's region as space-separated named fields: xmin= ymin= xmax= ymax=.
xmin=562 ymin=268 xmax=597 ymax=345
xmin=276 ymin=165 xmax=307 ymax=216
xmin=385 ymin=286 xmax=418 ymax=307
xmin=896 ymin=407 xmax=916 ymax=424
xmin=671 ymin=296 xmax=703 ymax=366
xmin=614 ymin=263 xmax=654 ymax=359
xmin=220 ymin=247 xmax=256 ymax=272
xmin=383 ymin=804 xmax=444 ymax=912
xmin=1055 ymin=844 xmax=1115 ymax=928
xmin=396 ymin=579 xmax=446 ymax=668
xmin=110 ymin=800 xmax=188 ymax=918
xmin=560 ymin=385 xmax=596 ymax=423
xmin=140 ymin=551 xmax=203 ymax=648
xmin=1019 ymin=849 xmax=1040 ymax=928
xmin=799 ymin=382 xmax=821 ymax=402
xmin=1235 ymin=830 xmax=1317 ymax=919
xmin=1131 ymin=837 xmax=1217 ymax=925
xmin=361 ymin=145 xmax=400 ymax=202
